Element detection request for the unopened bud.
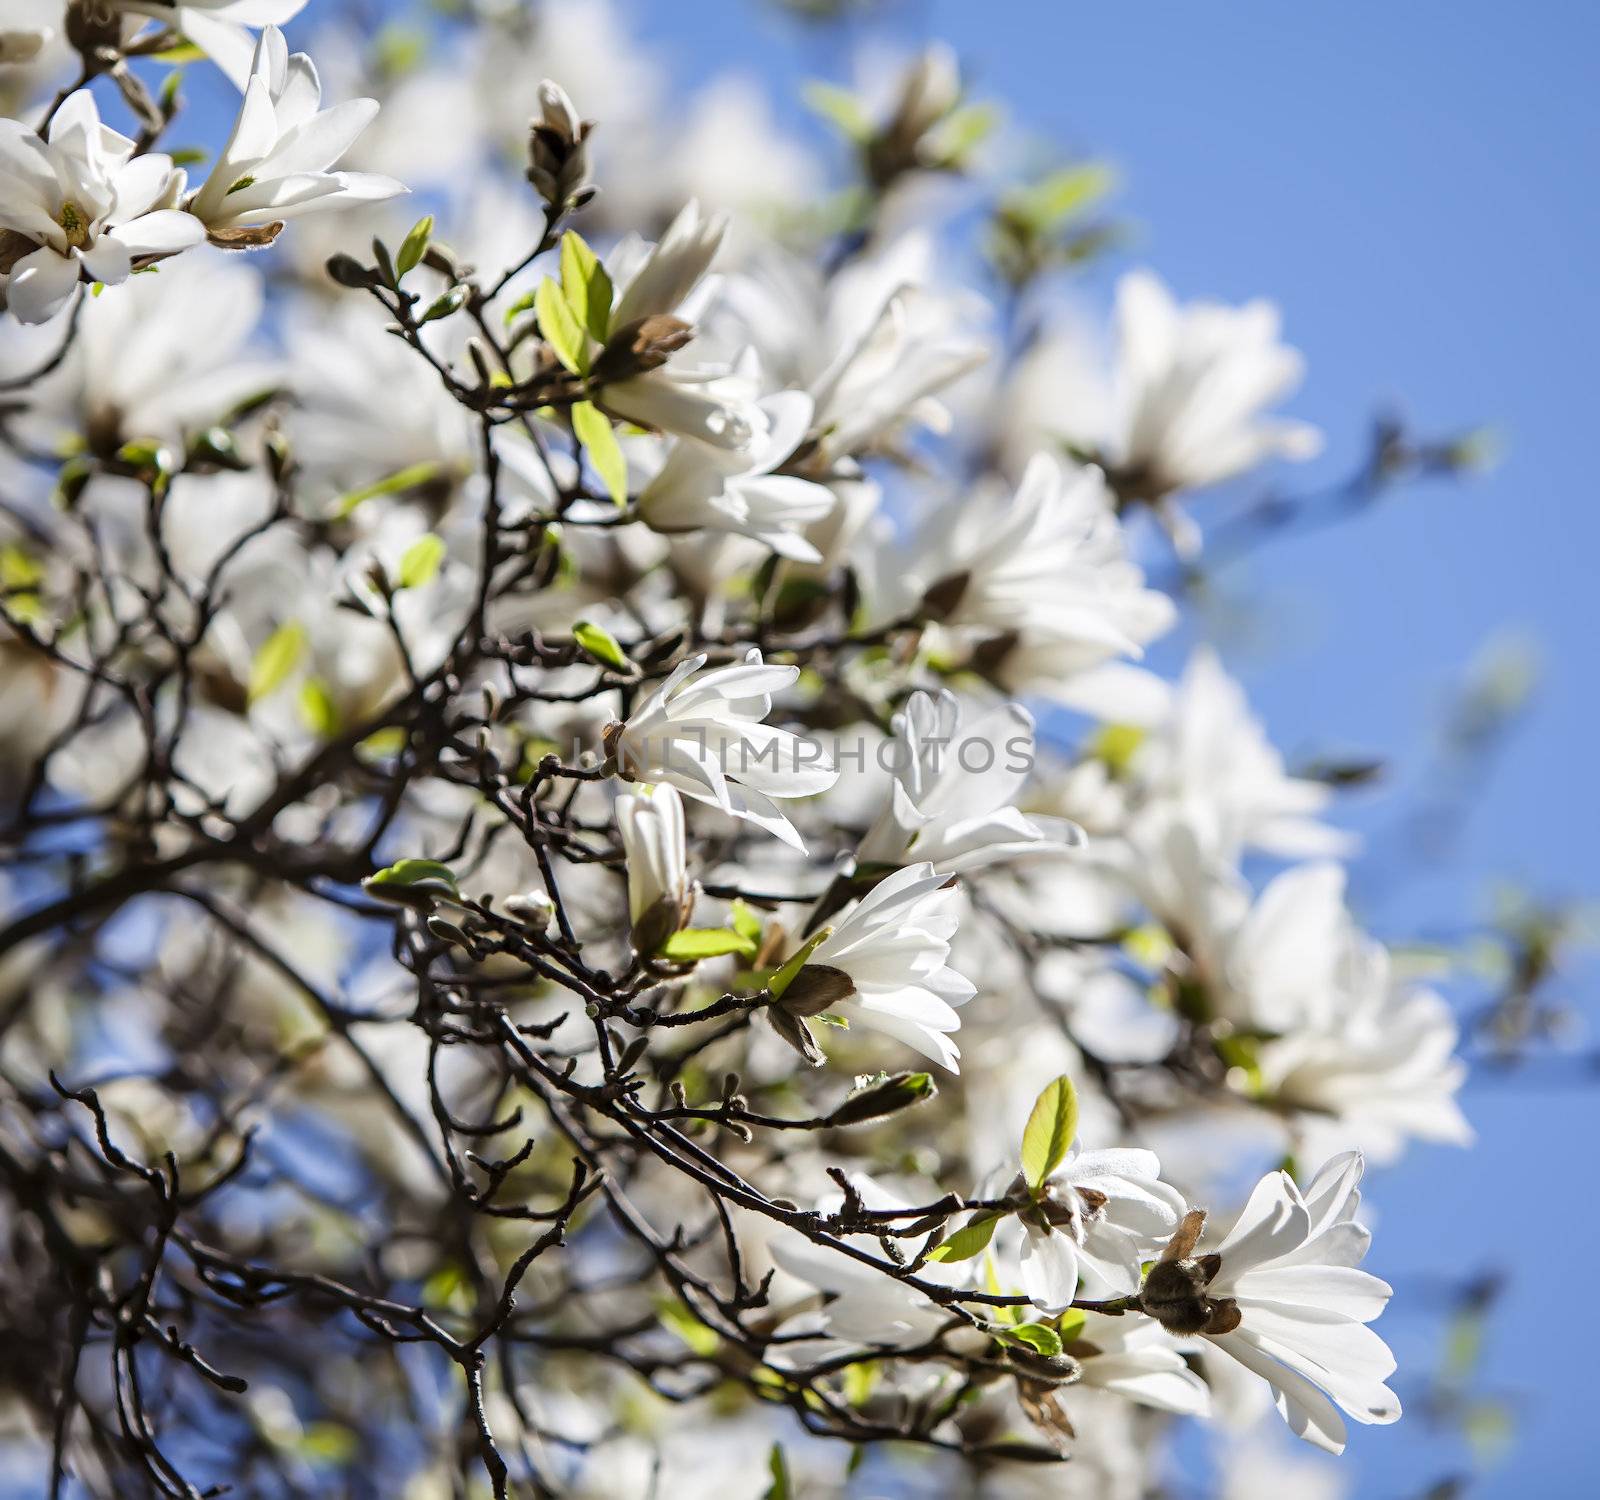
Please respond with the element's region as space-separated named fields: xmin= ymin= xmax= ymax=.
xmin=325 ymin=253 xmax=376 ymax=290
xmin=504 ymin=891 xmax=556 ymax=926
xmin=527 ymin=79 xmax=594 ymax=209
xmin=1003 ymin=1347 xmax=1081 ymax=1384
xmin=825 ymin=1071 xmax=936 ymax=1127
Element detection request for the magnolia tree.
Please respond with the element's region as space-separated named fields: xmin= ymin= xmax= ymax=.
xmin=0 ymin=3 xmax=1557 ymax=1498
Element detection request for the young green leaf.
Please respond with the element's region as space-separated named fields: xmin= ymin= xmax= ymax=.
xmin=298 ymin=678 xmax=340 ymax=737
xmin=396 ymin=214 xmax=434 ymax=279
xmin=559 ymin=231 xmax=614 ymax=343
xmin=801 ymin=81 xmax=870 ymax=141
xmin=998 ymin=1322 xmax=1063 ymax=1357
xmin=927 ymin=1211 xmax=1002 ymax=1263
xmin=364 ymin=858 xmax=459 ymax=898
xmin=1020 ymin=1073 xmax=1079 ymax=1191
xmin=418 ymin=283 xmax=467 ymax=323
xmin=657 ymin=1300 xmax=719 ymax=1357
xmin=396 ymin=532 xmax=446 ymax=589
xmin=728 ymin=899 xmax=763 ymax=944
xmin=248 ymin=621 xmax=307 ymax=702
xmin=657 ymin=928 xmax=759 ymax=963
xmin=1015 ymin=163 xmax=1115 ymax=232
xmin=332 ymin=461 xmax=441 ymax=518
xmin=762 ymin=1444 xmax=792 ymax=1500
xmin=570 ymin=400 xmax=627 ymax=505
xmin=1055 ymin=1308 xmax=1087 ymax=1345
xmin=767 ymin=928 xmax=833 ymax=999
xmin=535 ymin=275 xmax=588 ymax=374
xmin=572 ymin=618 xmax=629 ymax=671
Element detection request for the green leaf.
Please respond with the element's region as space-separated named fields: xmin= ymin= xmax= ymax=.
xmin=658 ymin=1299 xmax=719 ymax=1357
xmin=150 ymin=41 xmax=205 ymax=64
xmin=931 ymin=102 xmax=1001 ymax=164
xmin=658 ymin=928 xmax=759 ymax=963
xmin=395 ymin=214 xmax=434 ymax=279
xmin=927 ymin=1211 xmax=1002 ymax=1263
xmin=1090 ymin=721 xmax=1146 ymax=777
xmin=333 ymin=461 xmax=441 ymax=518
xmin=116 ymin=439 xmax=175 ymax=474
xmin=535 ymin=275 xmax=587 ymax=374
xmin=297 ymin=1420 xmax=358 ymax=1464
xmin=767 ymin=928 xmax=832 ymax=999
xmin=359 ymin=726 xmax=408 ymax=759
xmin=1017 ymin=163 xmax=1115 ymax=229
xmin=501 ymin=288 xmax=537 ymax=327
xmin=1020 ymin=1074 xmax=1079 ymax=1192
xmin=998 ymin=1322 xmax=1063 ymax=1357
xmin=802 ymin=81 xmax=870 ymax=141
xmin=559 ymin=231 xmax=613 ymax=343
xmin=762 ymin=1443 xmax=792 ymax=1500
xmin=365 ymin=858 xmax=459 ymax=897
xmin=298 ymin=678 xmax=339 ymax=737
xmin=1055 ymin=1308 xmax=1086 ymax=1345
xmin=572 ymin=618 xmax=629 ymax=672
xmin=842 ymin=1360 xmax=877 ymax=1407
xmin=571 ymin=400 xmax=627 ymax=506
xmin=396 ymin=532 xmax=446 ymax=589
xmin=418 ymin=283 xmax=467 ymax=323
xmin=248 ymin=622 xmax=306 ymax=702
xmin=728 ymin=899 xmax=762 ymax=944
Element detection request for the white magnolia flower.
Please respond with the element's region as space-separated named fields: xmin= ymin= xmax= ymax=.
xmin=1008 ymin=1147 xmax=1186 ymax=1308
xmin=286 ymin=300 xmax=476 ymax=492
xmin=1136 ymin=847 xmax=1470 ymax=1163
xmin=0 ymin=0 xmax=51 ymax=62
xmin=611 ymin=649 xmax=837 ymax=850
xmin=596 ymin=200 xmax=757 ymax=450
xmin=1254 ymin=918 xmax=1473 ymax=1167
xmin=781 ymin=862 xmax=974 ymax=1071
xmin=1130 ymin=645 xmax=1351 ymax=860
xmin=21 ymin=253 xmax=279 ymax=454
xmin=121 ymin=2 xmax=311 ymax=91
xmin=0 ymin=92 xmax=203 ymax=324
xmin=769 ymin=1174 xmax=966 ymax=1365
xmin=1109 ymin=269 xmax=1321 ymax=499
xmin=637 ymin=391 xmax=834 ymax=559
xmin=1148 ymin=1153 xmax=1401 ymax=1454
xmin=1068 ymin=1310 xmax=1210 ymax=1416
xmin=717 ymin=233 xmax=987 ymax=463
xmin=615 ymin=782 xmax=692 ymax=950
xmin=895 ymin=455 xmax=1175 ymax=715
xmin=189 ymin=27 xmax=405 ymax=239
xmin=857 ymin=690 xmax=1083 ymax=874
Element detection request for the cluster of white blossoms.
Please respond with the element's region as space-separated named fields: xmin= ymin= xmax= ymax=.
xmin=0 ymin=10 xmax=399 ymax=322
xmin=0 ymin=7 xmax=1485 ymax=1498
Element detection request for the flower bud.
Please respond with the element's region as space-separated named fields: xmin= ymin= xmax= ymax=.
xmin=1003 ymin=1347 xmax=1081 ymax=1384
xmin=824 ymin=1071 xmax=936 ymax=1127
xmin=504 ymin=891 xmax=556 ymax=927
xmin=527 ymin=79 xmax=594 ymax=210
xmin=66 ymin=1 xmax=120 ymax=55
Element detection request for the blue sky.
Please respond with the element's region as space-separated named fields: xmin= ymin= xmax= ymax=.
xmin=622 ymin=3 xmax=1599 ymax=1493
xmin=168 ymin=1 xmax=1599 ymax=1491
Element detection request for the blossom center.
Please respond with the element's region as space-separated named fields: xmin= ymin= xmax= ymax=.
xmin=56 ymin=200 xmax=90 ymax=250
